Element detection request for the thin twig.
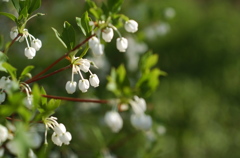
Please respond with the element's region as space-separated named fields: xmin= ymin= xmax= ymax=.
xmin=2 ymin=33 xmax=22 ymax=53
xmin=42 ymin=94 xmax=108 ymax=104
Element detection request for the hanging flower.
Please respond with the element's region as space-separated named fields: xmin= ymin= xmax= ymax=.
xmin=78 ymin=79 xmax=90 ymax=93
xmin=102 ymin=27 xmax=114 ymax=42
xmin=129 ymin=96 xmax=146 ymax=115
xmin=65 ymin=81 xmax=77 ymax=94
xmin=130 ymin=113 xmax=152 ymax=131
xmin=89 ymin=74 xmax=99 ymax=87
xmin=59 ymin=132 xmax=72 ymax=145
xmin=116 ymin=37 xmax=128 ymax=52
xmin=24 ymin=47 xmax=36 ymax=59
xmin=31 ymin=39 xmax=42 ymax=51
xmin=0 ymin=124 xmax=8 ymax=144
xmin=124 ymin=20 xmax=138 ymax=33
xmin=10 ymin=27 xmax=19 ymax=40
xmin=104 ymin=111 xmax=123 ymax=133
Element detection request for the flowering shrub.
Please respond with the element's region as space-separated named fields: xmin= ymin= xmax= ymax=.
xmin=0 ymin=0 xmax=165 ymax=157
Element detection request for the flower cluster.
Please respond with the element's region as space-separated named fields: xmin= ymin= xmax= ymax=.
xmin=10 ymin=27 xmax=42 ymax=59
xmin=44 ymin=116 xmax=72 ymax=146
xmin=104 ymin=96 xmax=152 ymax=133
xmin=88 ymin=19 xmax=138 ymax=55
xmin=65 ymin=57 xmax=99 ymax=94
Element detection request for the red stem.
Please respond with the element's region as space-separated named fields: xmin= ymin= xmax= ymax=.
xmin=2 ymin=33 xmax=22 ymax=53
xmin=27 ymin=34 xmax=96 ymax=83
xmin=42 ymin=94 xmax=108 ymax=104
xmin=26 ymin=65 xmax=72 ymax=84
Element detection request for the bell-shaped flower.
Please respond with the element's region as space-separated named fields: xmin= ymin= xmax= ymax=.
xmin=124 ymin=20 xmax=138 ymax=33
xmin=89 ymin=36 xmax=100 ymax=48
xmin=130 ymin=113 xmax=152 ymax=131
xmin=89 ymin=74 xmax=99 ymax=87
xmin=116 ymin=37 xmax=128 ymax=52
xmin=59 ymin=132 xmax=72 ymax=145
xmin=0 ymin=124 xmax=8 ymax=144
xmin=75 ymin=58 xmax=90 ymax=73
xmin=51 ymin=132 xmax=62 ymax=146
xmin=102 ymin=27 xmax=114 ymax=42
xmin=91 ymin=43 xmax=104 ymax=56
xmin=31 ymin=39 xmax=42 ymax=51
xmin=129 ymin=96 xmax=146 ymax=115
xmin=10 ymin=27 xmax=19 ymax=40
xmin=53 ymin=123 xmax=66 ymax=135
xmin=65 ymin=81 xmax=77 ymax=94
xmin=78 ymin=79 xmax=90 ymax=93
xmin=0 ymin=92 xmax=6 ymax=104
xmin=24 ymin=47 xmax=36 ymax=59
xmin=104 ymin=111 xmax=123 ymax=133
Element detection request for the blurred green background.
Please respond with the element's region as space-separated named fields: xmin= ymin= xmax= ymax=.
xmin=1 ymin=0 xmax=240 ymax=157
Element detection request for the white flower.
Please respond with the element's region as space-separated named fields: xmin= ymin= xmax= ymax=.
xmin=129 ymin=96 xmax=146 ymax=115
xmin=59 ymin=132 xmax=72 ymax=145
xmin=6 ymin=141 xmax=19 ymax=155
xmin=51 ymin=132 xmax=62 ymax=146
xmin=102 ymin=27 xmax=114 ymax=42
xmin=89 ymin=74 xmax=99 ymax=87
xmin=0 ymin=92 xmax=6 ymax=104
xmin=65 ymin=81 xmax=77 ymax=94
xmin=78 ymin=79 xmax=90 ymax=92
xmin=130 ymin=113 xmax=152 ymax=130
xmin=89 ymin=36 xmax=100 ymax=48
xmin=24 ymin=47 xmax=36 ymax=59
xmin=0 ymin=124 xmax=8 ymax=144
xmin=124 ymin=20 xmax=138 ymax=33
xmin=116 ymin=37 xmax=128 ymax=52
xmin=104 ymin=111 xmax=123 ymax=133
xmin=31 ymin=39 xmax=42 ymax=51
xmin=75 ymin=58 xmax=90 ymax=73
xmin=10 ymin=27 xmax=19 ymax=40
xmin=53 ymin=123 xmax=66 ymax=135
xmin=91 ymin=43 xmax=104 ymax=56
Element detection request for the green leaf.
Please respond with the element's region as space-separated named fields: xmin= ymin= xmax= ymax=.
xmin=89 ymin=8 xmax=103 ymax=20
xmin=76 ymin=12 xmax=91 ymax=36
xmin=0 ymin=12 xmax=17 ymax=22
xmin=40 ymin=87 xmax=47 ymax=106
xmin=61 ymin=21 xmax=76 ymax=50
xmin=11 ymin=0 xmax=21 ymax=12
xmin=107 ymin=0 xmax=124 ymax=13
xmin=28 ymin=0 xmax=41 ymax=14
xmin=85 ymin=0 xmax=98 ymax=9
xmin=2 ymin=62 xmax=17 ymax=81
xmin=19 ymin=65 xmax=34 ymax=81
xmin=0 ymin=52 xmax=8 ymax=62
xmin=140 ymin=51 xmax=159 ymax=71
xmin=52 ymin=27 xmax=67 ymax=49
xmin=46 ymin=99 xmax=61 ymax=111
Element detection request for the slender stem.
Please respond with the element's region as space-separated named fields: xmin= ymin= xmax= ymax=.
xmin=27 ymin=34 xmax=96 ymax=83
xmin=42 ymin=94 xmax=108 ymax=104
xmin=2 ymin=33 xmax=22 ymax=53
xmin=26 ymin=65 xmax=72 ymax=84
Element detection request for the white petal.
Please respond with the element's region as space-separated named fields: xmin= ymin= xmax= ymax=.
xmin=78 ymin=79 xmax=90 ymax=93
xmin=104 ymin=111 xmax=123 ymax=133
xmin=124 ymin=20 xmax=138 ymax=33
xmin=89 ymin=74 xmax=100 ymax=87
xmin=116 ymin=37 xmax=128 ymax=52
xmin=65 ymin=81 xmax=77 ymax=94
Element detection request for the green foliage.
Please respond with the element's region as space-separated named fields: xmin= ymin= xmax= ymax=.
xmin=76 ymin=12 xmax=92 ymax=36
xmin=19 ymin=65 xmax=34 ymax=81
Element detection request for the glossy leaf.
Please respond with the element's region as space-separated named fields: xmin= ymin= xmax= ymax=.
xmin=76 ymin=12 xmax=91 ymax=36
xmin=61 ymin=21 xmax=76 ymax=50
xmin=52 ymin=27 xmax=67 ymax=49
xmin=19 ymin=65 xmax=34 ymax=81
xmin=0 ymin=12 xmax=17 ymax=22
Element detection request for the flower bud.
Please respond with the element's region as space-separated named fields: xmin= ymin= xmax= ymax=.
xmin=65 ymin=81 xmax=77 ymax=94
xmin=89 ymin=74 xmax=100 ymax=87
xmin=124 ymin=20 xmax=138 ymax=33
xmin=102 ymin=27 xmax=114 ymax=42
xmin=89 ymin=37 xmax=100 ymax=48
xmin=31 ymin=39 xmax=42 ymax=51
xmin=76 ymin=59 xmax=90 ymax=73
xmin=91 ymin=43 xmax=104 ymax=56
xmin=116 ymin=37 xmax=128 ymax=52
xmin=129 ymin=96 xmax=146 ymax=115
xmin=130 ymin=113 xmax=152 ymax=131
xmin=10 ymin=27 xmax=19 ymax=40
xmin=104 ymin=111 xmax=123 ymax=133
xmin=53 ymin=123 xmax=66 ymax=135
xmin=78 ymin=79 xmax=90 ymax=93
xmin=51 ymin=132 xmax=62 ymax=146
xmin=24 ymin=47 xmax=36 ymax=59
xmin=59 ymin=132 xmax=72 ymax=145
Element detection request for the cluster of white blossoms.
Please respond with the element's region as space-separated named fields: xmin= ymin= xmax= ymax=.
xmin=89 ymin=19 xmax=138 ymax=55
xmin=104 ymin=96 xmax=152 ymax=133
xmin=44 ymin=116 xmax=72 ymax=146
xmin=10 ymin=26 xmax=42 ymax=59
xmin=65 ymin=57 xmax=99 ymax=94
xmin=0 ymin=76 xmax=12 ymax=104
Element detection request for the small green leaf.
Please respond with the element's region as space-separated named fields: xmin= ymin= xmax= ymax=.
xmin=46 ymin=99 xmax=61 ymax=111
xmin=11 ymin=0 xmax=21 ymax=12
xmin=0 ymin=12 xmax=17 ymax=22
xmin=76 ymin=12 xmax=91 ymax=36
xmin=140 ymin=51 xmax=159 ymax=71
xmin=107 ymin=0 xmax=123 ymax=13
xmin=85 ymin=0 xmax=98 ymax=9
xmin=52 ymin=27 xmax=67 ymax=49
xmin=61 ymin=21 xmax=76 ymax=50
xmin=28 ymin=0 xmax=41 ymax=14
xmin=19 ymin=65 xmax=34 ymax=81
xmin=2 ymin=62 xmax=17 ymax=81
xmin=89 ymin=8 xmax=103 ymax=20
xmin=0 ymin=53 xmax=8 ymax=62
xmin=40 ymin=87 xmax=47 ymax=106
